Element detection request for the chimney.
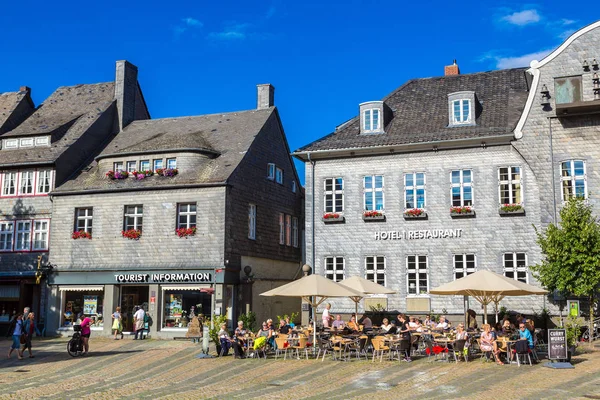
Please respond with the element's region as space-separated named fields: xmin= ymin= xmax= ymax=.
xmin=19 ymin=86 xmax=31 ymax=94
xmin=444 ymin=60 xmax=460 ymax=76
xmin=256 ymin=84 xmax=275 ymax=109
xmin=115 ymin=60 xmax=138 ymax=131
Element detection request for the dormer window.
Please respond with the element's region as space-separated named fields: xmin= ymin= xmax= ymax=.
xmin=20 ymin=138 xmax=34 ymax=147
xmin=359 ymin=101 xmax=388 ymax=134
xmin=448 ymin=91 xmax=476 ymax=127
xmin=4 ymin=139 xmax=18 ymax=149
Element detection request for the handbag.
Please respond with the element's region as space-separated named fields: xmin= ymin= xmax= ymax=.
xmin=20 ymin=333 xmax=27 ymax=344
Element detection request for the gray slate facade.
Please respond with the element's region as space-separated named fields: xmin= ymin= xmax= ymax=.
xmin=295 ymin=20 xmax=600 ymax=320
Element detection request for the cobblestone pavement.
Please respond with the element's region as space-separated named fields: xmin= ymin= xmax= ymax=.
xmin=1 ymin=338 xmax=600 ymax=399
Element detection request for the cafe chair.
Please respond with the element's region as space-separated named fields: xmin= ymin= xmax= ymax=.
xmin=449 ymin=339 xmax=468 ymax=363
xmin=513 ymin=340 xmax=533 ymax=367
xmin=275 ymin=337 xmax=290 ymax=360
xmin=292 ymin=336 xmax=310 ymax=360
xmin=316 ymin=338 xmax=333 ymax=362
xmin=371 ymin=336 xmax=390 ymax=362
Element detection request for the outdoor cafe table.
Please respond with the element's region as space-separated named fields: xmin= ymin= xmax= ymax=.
xmin=496 ymin=337 xmax=520 ymax=364
xmin=432 ymin=337 xmax=455 ymax=362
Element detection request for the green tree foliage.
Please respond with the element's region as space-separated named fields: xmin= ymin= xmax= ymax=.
xmin=532 ymin=198 xmax=600 ymax=344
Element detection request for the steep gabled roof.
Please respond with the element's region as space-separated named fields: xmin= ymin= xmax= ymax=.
xmin=295 ymin=68 xmax=529 ymax=156
xmin=0 ymin=89 xmax=33 ymax=133
xmin=0 ymin=82 xmax=115 ymax=166
xmin=53 ymin=107 xmax=275 ymax=193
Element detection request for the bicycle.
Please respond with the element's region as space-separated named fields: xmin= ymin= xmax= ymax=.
xmin=67 ymin=324 xmax=84 ymax=357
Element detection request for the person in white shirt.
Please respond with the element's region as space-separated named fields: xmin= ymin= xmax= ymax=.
xmin=133 ymin=306 xmax=145 ymax=340
xmin=436 ymin=316 xmax=449 ymax=330
xmin=322 ymin=303 xmax=332 ymax=328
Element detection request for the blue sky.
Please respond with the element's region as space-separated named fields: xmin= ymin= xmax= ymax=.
xmin=0 ymin=1 xmax=593 ymax=183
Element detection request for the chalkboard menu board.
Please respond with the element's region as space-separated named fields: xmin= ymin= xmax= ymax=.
xmin=548 ymin=329 xmax=568 ymax=360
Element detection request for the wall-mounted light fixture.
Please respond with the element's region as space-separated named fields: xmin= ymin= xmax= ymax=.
xmin=540 ymin=83 xmax=551 ymax=106
xmin=592 ymin=59 xmax=599 ymax=69
xmin=583 ymin=60 xmax=590 ymax=71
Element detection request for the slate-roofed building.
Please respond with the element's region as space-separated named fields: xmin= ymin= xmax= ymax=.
xmin=0 ymin=61 xmax=148 ymax=332
xmin=47 ymin=83 xmax=303 ymax=337
xmin=295 ymin=20 xmax=600 ymax=322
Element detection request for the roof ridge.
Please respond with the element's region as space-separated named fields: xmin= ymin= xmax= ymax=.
xmin=127 ymin=107 xmax=274 ymax=125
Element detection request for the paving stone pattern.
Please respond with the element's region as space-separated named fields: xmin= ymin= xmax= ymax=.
xmin=1 ymin=338 xmax=600 ymax=399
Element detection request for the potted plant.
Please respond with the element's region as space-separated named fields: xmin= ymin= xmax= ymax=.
xmin=208 ymin=314 xmax=228 ymax=354
xmin=499 ymin=203 xmax=525 ymax=215
xmin=156 ymin=168 xmax=179 ymax=177
xmin=450 ymin=206 xmax=475 ymax=217
xmin=176 ymin=227 xmax=197 ymax=238
xmin=132 ymin=170 xmax=154 ymax=180
xmin=122 ymin=229 xmax=142 ymax=240
xmin=106 ymin=170 xmax=129 ymax=180
xmin=72 ymin=231 xmax=92 ymax=240
xmin=322 ymin=212 xmax=344 ymax=223
xmin=564 ymin=315 xmax=581 ymax=361
xmin=362 ymin=210 xmax=385 ymax=221
xmin=404 ymin=208 xmax=427 ymax=219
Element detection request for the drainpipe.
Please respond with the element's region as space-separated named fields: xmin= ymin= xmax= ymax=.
xmin=307 ymin=152 xmax=316 ymax=329
xmin=548 ymin=117 xmax=558 ymax=224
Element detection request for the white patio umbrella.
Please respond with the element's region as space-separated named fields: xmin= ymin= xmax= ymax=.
xmin=260 ymin=274 xmax=364 ymax=347
xmin=339 ymin=276 xmax=396 ymax=317
xmin=429 ymin=270 xmax=548 ymax=324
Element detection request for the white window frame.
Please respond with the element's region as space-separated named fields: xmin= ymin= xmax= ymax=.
xmin=126 ymin=161 xmax=137 ymax=173
xmin=275 ymin=167 xmax=283 ymax=184
xmin=36 ymin=170 xmax=52 ymax=194
xmin=33 ymin=220 xmax=49 ymax=251
xmin=365 ymin=256 xmax=386 ymax=286
xmin=113 ymin=162 xmax=124 ymax=172
xmin=123 ymin=205 xmax=143 ymax=231
xmin=35 ymin=137 xmax=49 ymax=146
xmin=324 ymin=177 xmax=344 ymax=213
xmin=498 ymin=166 xmax=523 ymax=205
xmin=292 ymin=181 xmax=297 ymax=193
xmin=153 ymin=159 xmax=163 ymax=171
xmin=325 ymin=256 xmax=345 ymax=282
xmin=19 ymin=138 xmax=34 ymax=148
xmin=404 ymin=172 xmax=426 ymax=209
xmin=285 ymin=214 xmax=292 ymax=246
xmin=453 ymin=254 xmax=476 ymax=280
xmin=19 ymin=171 xmax=34 ymax=195
xmin=452 ymin=99 xmax=471 ymax=124
xmin=248 ymin=204 xmax=256 ymax=240
xmin=0 ymin=221 xmax=14 ymax=251
xmin=4 ymin=139 xmax=18 ymax=149
xmin=450 ymin=169 xmax=473 ymax=207
xmin=75 ymin=208 xmax=93 ymax=234
xmin=292 ymin=217 xmax=298 ymax=248
xmin=363 ymin=109 xmax=380 ymax=132
xmin=167 ymin=158 xmax=177 ymax=169
xmin=15 ymin=220 xmax=31 ymax=251
xmin=503 ymin=252 xmax=528 ymax=283
xmin=267 ymin=163 xmax=276 ymax=180
xmin=406 ymin=255 xmax=428 ymax=296
xmin=177 ymin=203 xmax=197 ymax=229
xmin=2 ymin=172 xmax=17 ymax=196
xmin=140 ymin=160 xmax=150 ymax=171
xmin=278 ymin=213 xmax=285 ymax=245
xmin=363 ymin=175 xmax=384 ymax=211
xmin=560 ymin=160 xmax=587 ymax=201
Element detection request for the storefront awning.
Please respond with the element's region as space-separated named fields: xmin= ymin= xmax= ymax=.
xmin=59 ymin=286 xmax=104 ymax=291
xmin=161 ymin=284 xmax=211 ymax=291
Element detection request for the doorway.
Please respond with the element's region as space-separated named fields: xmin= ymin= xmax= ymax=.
xmin=120 ymin=286 xmax=149 ymax=332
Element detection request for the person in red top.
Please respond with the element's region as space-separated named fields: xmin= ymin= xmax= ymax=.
xmin=21 ymin=312 xmax=41 ymax=358
xmin=79 ymin=314 xmax=93 ymax=355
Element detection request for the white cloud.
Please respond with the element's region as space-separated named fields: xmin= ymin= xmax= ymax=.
xmin=560 ymin=19 xmax=576 ymax=26
xmin=172 ymin=17 xmax=203 ymax=38
xmin=182 ymin=17 xmax=203 ymax=27
xmin=208 ymin=23 xmax=251 ymax=41
xmin=501 ymin=9 xmax=541 ymax=26
xmin=559 ymin=29 xmax=577 ymax=40
xmin=496 ymin=49 xmax=553 ymax=69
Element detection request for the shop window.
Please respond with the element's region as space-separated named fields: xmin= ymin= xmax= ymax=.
xmin=36 ymin=170 xmax=52 ymax=194
xmin=62 ymin=290 xmax=104 ymax=327
xmin=453 ymin=254 xmax=476 ymax=279
xmin=124 ymin=205 xmax=143 ymax=231
xmin=503 ymin=252 xmax=528 ymax=283
xmin=2 ymin=172 xmax=16 ymax=196
xmin=365 ymin=256 xmax=386 ymax=286
xmin=324 ymin=177 xmax=344 ymax=213
xmin=405 ymin=172 xmax=426 ymax=209
xmin=364 ymin=175 xmax=384 ymax=211
xmin=163 ymin=290 xmax=211 ymax=328
xmin=0 ymin=285 xmax=20 ymax=322
xmin=451 ymin=169 xmax=473 ymax=207
xmin=75 ymin=208 xmax=93 ymax=234
xmin=499 ymin=167 xmax=522 ymax=205
xmin=407 ymin=255 xmax=428 ymax=295
xmin=177 ymin=203 xmax=197 ymax=229
xmin=325 ymin=256 xmax=345 ymax=282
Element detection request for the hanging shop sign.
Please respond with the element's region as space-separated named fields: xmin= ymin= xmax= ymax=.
xmin=374 ymin=229 xmax=463 ymax=241
xmin=114 ymin=272 xmax=212 ymax=283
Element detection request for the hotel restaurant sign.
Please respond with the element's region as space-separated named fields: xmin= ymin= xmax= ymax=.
xmin=374 ymin=229 xmax=463 ymax=241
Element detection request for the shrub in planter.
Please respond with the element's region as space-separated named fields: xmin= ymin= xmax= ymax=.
xmin=122 ymin=229 xmax=142 ymax=240
xmin=72 ymin=231 xmax=92 ymax=240
xmin=106 ymin=170 xmax=129 ymax=180
xmin=176 ymin=227 xmax=197 ymax=238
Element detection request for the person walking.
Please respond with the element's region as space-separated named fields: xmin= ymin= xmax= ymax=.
xmin=80 ymin=313 xmax=92 ymax=355
xmin=112 ymin=306 xmax=123 ymax=340
xmin=21 ymin=312 xmax=41 ymax=358
xmin=23 ymin=307 xmax=30 ymax=321
xmin=133 ymin=306 xmax=145 ymax=340
xmin=7 ymin=313 xmax=24 ymax=360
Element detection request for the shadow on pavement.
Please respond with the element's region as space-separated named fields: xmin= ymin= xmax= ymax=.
xmin=0 ymin=349 xmax=144 ymax=370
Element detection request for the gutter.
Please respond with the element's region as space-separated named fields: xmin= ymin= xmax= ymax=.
xmin=307 ymin=152 xmax=316 ymax=271
xmin=51 ymin=181 xmax=229 ymax=197
xmin=0 ymin=161 xmax=55 ymax=168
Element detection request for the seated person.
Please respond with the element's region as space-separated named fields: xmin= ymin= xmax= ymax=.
xmin=254 ymin=322 xmax=273 ymax=351
xmin=380 ymin=318 xmax=392 ymax=333
xmin=347 ymin=315 xmax=360 ymax=332
xmin=218 ymin=323 xmax=232 ymax=356
xmin=387 ymin=321 xmax=397 ymax=334
xmin=436 ymin=316 xmax=449 ymax=330
xmin=423 ymin=315 xmax=434 ymax=327
xmin=518 ymin=323 xmax=534 ymax=349
xmin=480 ymin=323 xmax=503 ymax=365
xmin=278 ymin=319 xmax=291 ymax=335
xmin=232 ymin=321 xmax=247 ymax=358
xmin=332 ymin=315 xmax=345 ymax=330
xmin=455 ymin=323 xmax=468 ymax=340
xmin=359 ymin=315 xmax=373 ymax=331
xmin=285 ymin=316 xmax=295 ymax=329
xmin=501 ymin=319 xmax=513 ymax=336
xmin=494 ymin=322 xmax=503 ymax=335
xmin=408 ymin=316 xmax=422 ymax=332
